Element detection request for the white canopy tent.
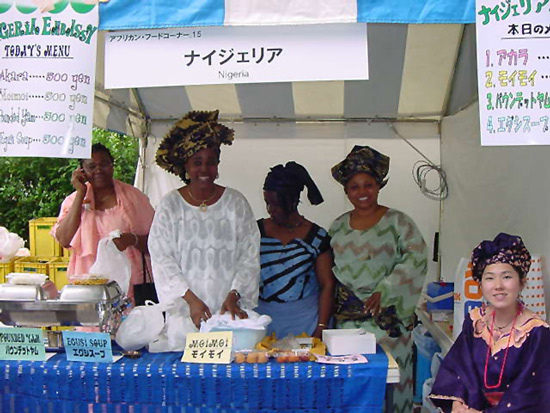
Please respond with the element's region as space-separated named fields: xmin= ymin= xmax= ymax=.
xmin=91 ymin=3 xmax=550 ymax=314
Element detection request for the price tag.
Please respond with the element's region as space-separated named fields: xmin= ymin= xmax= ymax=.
xmin=0 ymin=327 xmax=46 ymax=361
xmin=62 ymin=331 xmax=113 ymax=363
xmin=182 ymin=331 xmax=233 ymax=364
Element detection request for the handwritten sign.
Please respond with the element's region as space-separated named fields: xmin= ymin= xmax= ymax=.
xmin=105 ymin=24 xmax=368 ymax=88
xmin=476 ymin=0 xmax=550 ymax=146
xmin=0 ymin=1 xmax=99 ymax=158
xmin=182 ymin=331 xmax=233 ymax=364
xmin=0 ymin=327 xmax=46 ymax=361
xmin=62 ymin=331 xmax=113 ymax=363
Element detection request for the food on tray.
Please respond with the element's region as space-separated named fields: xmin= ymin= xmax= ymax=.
xmin=274 ymin=350 xmax=311 ymax=363
xmin=69 ymin=273 xmax=109 ymax=285
xmin=234 ymin=352 xmax=246 ymax=363
xmin=6 ymin=272 xmax=49 ymax=285
xmin=256 ymin=333 xmax=327 ymax=356
xmin=246 ymin=352 xmax=258 ymax=363
xmin=233 ymin=350 xmax=269 ymax=364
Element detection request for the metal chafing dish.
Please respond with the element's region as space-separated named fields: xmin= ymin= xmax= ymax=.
xmin=0 ymin=280 xmax=130 ymax=334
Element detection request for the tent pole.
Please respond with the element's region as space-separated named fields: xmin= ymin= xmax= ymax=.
xmin=149 ymin=117 xmax=441 ymax=124
xmin=130 ymin=88 xmax=151 ymax=192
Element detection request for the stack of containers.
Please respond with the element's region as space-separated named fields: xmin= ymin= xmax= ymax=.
xmin=0 ymin=256 xmax=20 ymax=283
xmin=16 ymin=218 xmax=71 ymax=290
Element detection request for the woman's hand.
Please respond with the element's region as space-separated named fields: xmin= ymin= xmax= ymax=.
xmin=183 ymin=291 xmax=212 ymax=329
xmin=113 ymin=232 xmax=137 ymax=252
xmin=71 ymin=167 xmax=87 ymax=194
xmin=364 ymin=292 xmax=382 ymax=316
xmin=220 ymin=291 xmax=248 ymax=320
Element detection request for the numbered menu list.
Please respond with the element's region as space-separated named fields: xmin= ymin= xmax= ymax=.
xmin=476 ymin=0 xmax=550 ymax=145
xmin=0 ymin=9 xmax=98 ymax=158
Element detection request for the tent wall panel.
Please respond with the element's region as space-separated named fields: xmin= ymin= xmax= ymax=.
xmin=398 ymin=24 xmax=462 ymax=117
xmin=344 ymin=24 xmax=407 ymax=118
xmin=446 ymin=24 xmax=478 ymax=116
xmin=186 ymin=85 xmax=241 ymax=116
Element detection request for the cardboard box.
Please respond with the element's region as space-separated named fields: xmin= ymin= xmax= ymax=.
xmin=322 ymin=328 xmax=376 ymax=355
xmin=426 ymin=282 xmax=454 ymax=312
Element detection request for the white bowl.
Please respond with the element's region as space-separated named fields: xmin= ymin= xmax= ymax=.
xmin=210 ymin=327 xmax=266 ymax=351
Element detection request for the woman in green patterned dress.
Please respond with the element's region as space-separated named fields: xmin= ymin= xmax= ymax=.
xmin=329 ymin=145 xmax=428 ymax=413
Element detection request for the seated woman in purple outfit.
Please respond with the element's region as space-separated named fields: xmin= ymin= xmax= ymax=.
xmin=429 ymin=233 xmax=550 ymax=412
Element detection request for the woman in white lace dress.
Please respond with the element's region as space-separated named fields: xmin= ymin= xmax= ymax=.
xmin=148 ymin=110 xmax=260 ymax=351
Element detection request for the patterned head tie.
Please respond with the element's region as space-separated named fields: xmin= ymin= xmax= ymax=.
xmin=263 ymin=161 xmax=324 ymax=206
xmin=471 ymin=232 xmax=531 ymax=282
xmin=331 ymin=145 xmax=390 ymax=188
xmin=155 ymin=110 xmax=234 ymax=179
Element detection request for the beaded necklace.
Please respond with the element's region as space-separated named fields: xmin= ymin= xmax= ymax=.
xmin=483 ymin=309 xmax=519 ymax=389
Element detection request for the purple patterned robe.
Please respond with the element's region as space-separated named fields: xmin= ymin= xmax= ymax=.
xmin=429 ymin=307 xmax=550 ymax=412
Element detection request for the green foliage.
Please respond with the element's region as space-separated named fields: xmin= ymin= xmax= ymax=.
xmin=0 ymin=129 xmax=139 ymax=245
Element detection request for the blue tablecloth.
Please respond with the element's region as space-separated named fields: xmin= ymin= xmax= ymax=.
xmin=0 ymin=347 xmax=388 ymax=412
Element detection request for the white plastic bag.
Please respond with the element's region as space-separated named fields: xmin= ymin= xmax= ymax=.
xmin=115 ymin=300 xmax=166 ymax=351
xmin=200 ymin=309 xmax=272 ymax=332
xmin=0 ymin=227 xmax=25 ymax=263
xmin=89 ymin=230 xmax=131 ymax=294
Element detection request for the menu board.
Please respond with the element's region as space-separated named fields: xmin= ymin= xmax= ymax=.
xmin=476 ymin=0 xmax=550 ymax=146
xmin=0 ymin=0 xmax=99 ymax=158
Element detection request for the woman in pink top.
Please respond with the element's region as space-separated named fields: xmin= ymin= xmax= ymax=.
xmin=53 ymin=143 xmax=155 ymax=303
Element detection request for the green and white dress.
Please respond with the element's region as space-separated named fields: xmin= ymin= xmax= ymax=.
xmin=329 ymin=209 xmax=428 ymax=413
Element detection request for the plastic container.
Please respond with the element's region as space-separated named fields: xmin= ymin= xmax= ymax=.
xmin=210 ymin=327 xmax=266 ymax=351
xmin=322 ymin=328 xmax=376 ymax=355
xmin=29 ymin=217 xmax=68 ymax=257
xmin=412 ymin=324 xmax=441 ymax=403
xmin=14 ymin=256 xmax=56 ymax=277
xmin=233 ymin=350 xmax=270 ymax=364
xmin=0 ymin=257 xmax=20 ymax=283
xmin=50 ymin=257 xmax=71 ymax=290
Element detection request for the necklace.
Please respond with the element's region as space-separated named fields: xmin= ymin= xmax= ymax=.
xmin=483 ymin=309 xmax=519 ymax=389
xmin=274 ymin=216 xmax=304 ymax=233
xmin=95 ymin=190 xmax=115 ymax=204
xmin=284 ymin=220 xmax=303 ymax=233
xmin=495 ymin=318 xmax=515 ymax=330
xmin=187 ymin=186 xmax=217 ymax=212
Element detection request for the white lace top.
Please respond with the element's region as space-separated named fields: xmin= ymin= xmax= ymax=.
xmin=148 ymin=187 xmax=260 ymax=350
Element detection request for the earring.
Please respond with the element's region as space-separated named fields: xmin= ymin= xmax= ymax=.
xmin=185 ymin=172 xmax=190 ymax=180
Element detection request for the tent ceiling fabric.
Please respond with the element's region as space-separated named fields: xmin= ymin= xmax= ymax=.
xmin=94 ymin=23 xmax=473 ymax=136
xmin=98 ymin=0 xmax=475 ymax=30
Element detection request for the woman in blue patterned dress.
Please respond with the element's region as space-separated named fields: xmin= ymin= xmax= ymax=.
xmin=255 ymin=162 xmax=335 ymax=339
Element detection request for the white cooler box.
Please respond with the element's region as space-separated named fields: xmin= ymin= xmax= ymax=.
xmin=322 ymin=328 xmax=376 ymax=355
